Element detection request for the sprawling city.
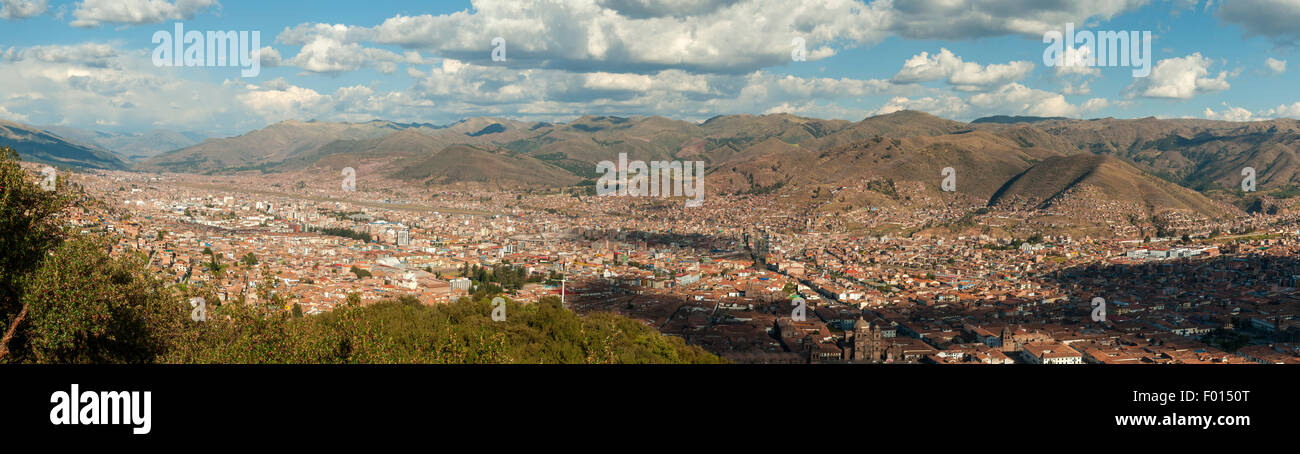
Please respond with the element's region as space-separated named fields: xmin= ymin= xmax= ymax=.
xmin=15 ymin=142 xmax=1299 ymax=365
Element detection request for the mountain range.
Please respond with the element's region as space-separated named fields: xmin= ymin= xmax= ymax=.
xmin=6 ymin=110 xmax=1300 ymax=223
xmin=39 ymin=126 xmax=206 ymax=162
xmin=0 ymin=120 xmax=127 ymax=170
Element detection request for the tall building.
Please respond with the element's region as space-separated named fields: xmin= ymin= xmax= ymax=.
xmin=852 ymin=317 xmax=886 ymax=362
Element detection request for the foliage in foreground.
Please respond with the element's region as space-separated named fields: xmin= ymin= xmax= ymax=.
xmin=166 ymin=296 xmax=723 ymax=364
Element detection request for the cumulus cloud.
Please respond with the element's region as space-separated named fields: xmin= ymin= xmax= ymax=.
xmin=261 ymin=0 xmax=1165 ymax=77
xmin=276 ymin=0 xmax=889 ymax=75
xmin=1263 ymin=102 xmax=1300 ymax=118
xmin=1219 ymin=0 xmax=1300 ymax=44
xmin=237 ymin=79 xmax=331 ymax=121
xmin=0 ymin=105 xmax=30 ymax=122
xmin=0 ymin=0 xmax=46 ymax=20
xmin=1125 ymin=53 xmax=1230 ymax=99
xmin=1267 ymin=57 xmax=1286 ymax=74
xmin=70 ymin=0 xmax=220 ymax=28
xmin=871 ymin=94 xmax=969 ymax=118
xmin=1203 ymin=104 xmax=1255 ymax=122
xmin=0 ymin=41 xmax=267 ymax=134
xmin=968 ymin=83 xmax=1106 ymax=118
xmin=1053 ymin=42 xmax=1101 ymax=77
xmin=2 ymin=42 xmax=120 ymax=68
xmin=1198 ymin=101 xmax=1300 ymax=122
xmin=891 ymin=48 xmax=1034 ymax=91
xmin=393 ymin=56 xmax=903 ymax=121
xmin=259 ymin=46 xmax=282 ymax=68
xmin=275 ymin=23 xmax=422 ymax=74
xmin=1 ymin=1 xmax=1188 ymax=132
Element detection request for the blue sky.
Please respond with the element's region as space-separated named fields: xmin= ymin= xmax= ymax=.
xmin=2 ymin=0 xmax=1300 ymax=136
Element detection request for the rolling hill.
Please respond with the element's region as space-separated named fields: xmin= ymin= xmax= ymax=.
xmin=0 ymin=120 xmax=127 ymax=170
xmin=988 ymin=154 xmax=1230 ymax=218
xmin=107 ymin=110 xmax=1300 ymax=222
xmin=39 ymin=126 xmax=205 ymax=161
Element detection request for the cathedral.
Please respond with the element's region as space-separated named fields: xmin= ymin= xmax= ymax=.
xmin=849 ymin=317 xmax=889 ymax=362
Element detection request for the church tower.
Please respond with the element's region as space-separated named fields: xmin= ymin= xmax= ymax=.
xmin=853 ymin=317 xmax=885 ymax=362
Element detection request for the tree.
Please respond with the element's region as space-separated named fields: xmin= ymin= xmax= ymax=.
xmin=207 ymin=250 xmax=225 ymax=278
xmin=0 ymin=146 xmax=75 ymax=361
xmin=9 ymin=235 xmax=187 ymax=363
xmin=240 ymin=252 xmax=258 ymax=266
xmin=350 ymin=265 xmax=371 ymax=279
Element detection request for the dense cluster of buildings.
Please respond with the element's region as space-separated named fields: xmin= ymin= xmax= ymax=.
xmin=54 ymin=166 xmax=1300 ymax=364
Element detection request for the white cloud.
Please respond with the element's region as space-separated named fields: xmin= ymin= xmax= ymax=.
xmin=1203 ymin=104 xmax=1255 ymax=122
xmin=70 ymin=0 xmax=220 ymax=28
xmin=3 ymin=42 xmax=120 ymax=68
xmin=278 ymin=0 xmax=891 ymax=75
xmin=1125 ymin=53 xmax=1230 ymax=99
xmin=0 ymin=41 xmax=267 ymax=134
xmin=968 ymin=83 xmax=1106 ymax=118
xmin=259 ymin=46 xmax=282 ymax=68
xmin=0 ymin=2 xmax=1197 ymax=133
xmin=762 ymin=101 xmax=869 ymax=119
xmin=891 ymin=48 xmax=1034 ymax=91
xmin=1266 ymin=57 xmax=1287 ymax=74
xmin=1054 ymin=43 xmax=1101 ymax=77
xmin=1197 ymin=101 xmax=1300 ymax=121
xmin=1261 ymin=102 xmax=1300 ymax=118
xmin=237 ymin=80 xmax=330 ymax=122
xmin=0 ymin=105 xmax=30 ymax=122
xmin=277 ymin=24 xmax=411 ymax=74
xmin=0 ymin=0 xmax=46 ymax=20
xmin=266 ymin=0 xmax=1162 ymax=76
xmin=871 ymin=94 xmax=969 ymax=118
